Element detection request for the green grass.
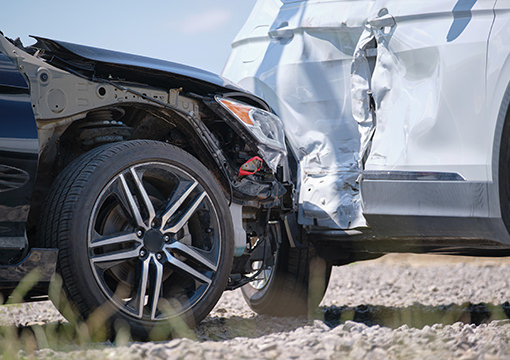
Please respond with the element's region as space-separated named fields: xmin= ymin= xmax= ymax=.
xmin=0 ymin=269 xmax=196 ymax=358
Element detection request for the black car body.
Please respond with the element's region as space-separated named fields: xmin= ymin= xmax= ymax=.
xmin=0 ymin=32 xmax=291 ymax=337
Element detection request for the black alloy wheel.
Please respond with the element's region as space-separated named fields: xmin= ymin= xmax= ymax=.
xmin=39 ymin=140 xmax=233 ymax=339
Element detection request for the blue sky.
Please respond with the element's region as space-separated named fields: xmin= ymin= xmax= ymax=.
xmin=0 ymin=1 xmax=256 ymax=74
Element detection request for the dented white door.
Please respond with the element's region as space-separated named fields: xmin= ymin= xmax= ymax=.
xmin=224 ymin=0 xmax=499 ymax=231
xmin=224 ymin=0 xmax=375 ymax=229
xmin=355 ymin=0 xmax=496 ymax=181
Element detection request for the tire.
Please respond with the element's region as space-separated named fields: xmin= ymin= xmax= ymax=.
xmin=38 ymin=140 xmax=233 ymax=339
xmin=500 ymin=107 xmax=510 ymax=234
xmin=241 ymin=223 xmax=331 ymax=316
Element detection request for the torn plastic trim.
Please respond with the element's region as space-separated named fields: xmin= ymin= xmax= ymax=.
xmin=215 ymin=96 xmax=287 ymax=172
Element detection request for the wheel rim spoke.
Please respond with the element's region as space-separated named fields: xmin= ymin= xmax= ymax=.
xmin=119 ymin=173 xmax=147 ymax=230
xmin=163 ymin=192 xmax=207 ymax=233
xmin=90 ymin=244 xmax=142 ymax=265
xmin=166 ymin=241 xmax=217 ymax=271
xmin=90 ymin=232 xmax=141 ymax=249
xmin=149 ymin=259 xmax=164 ymax=320
xmin=164 ymin=250 xmax=212 ymax=284
xmin=132 ymin=257 xmax=150 ymax=318
xmin=130 ymin=167 xmax=156 ymax=227
xmin=160 ymin=180 xmax=198 ymax=230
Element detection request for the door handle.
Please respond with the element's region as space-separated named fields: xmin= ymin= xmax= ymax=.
xmin=368 ymin=13 xmax=396 ymax=28
xmin=268 ymin=24 xmax=294 ymax=40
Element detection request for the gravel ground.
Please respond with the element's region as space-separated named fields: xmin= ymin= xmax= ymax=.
xmin=2 ymin=254 xmax=510 ymax=359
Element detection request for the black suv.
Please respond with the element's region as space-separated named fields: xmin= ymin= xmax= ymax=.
xmin=0 ymin=33 xmax=292 ymax=338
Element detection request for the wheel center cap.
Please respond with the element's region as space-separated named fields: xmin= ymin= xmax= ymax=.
xmin=144 ymin=229 xmax=164 ymax=253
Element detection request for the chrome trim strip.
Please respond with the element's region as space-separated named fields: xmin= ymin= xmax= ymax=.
xmin=362 ymin=170 xmax=465 ymax=181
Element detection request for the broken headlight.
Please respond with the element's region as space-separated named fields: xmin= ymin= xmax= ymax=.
xmin=216 ymin=97 xmax=286 ymax=153
xmin=216 ymin=96 xmax=287 ymax=172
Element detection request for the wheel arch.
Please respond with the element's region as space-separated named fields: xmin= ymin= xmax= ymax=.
xmin=489 ymin=78 xmax=510 ymax=241
xmin=63 ymin=105 xmax=219 ymax=170
xmin=28 ymin=103 xmax=229 ymax=247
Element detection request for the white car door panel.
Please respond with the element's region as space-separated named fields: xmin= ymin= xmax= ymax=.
xmin=355 ymin=0 xmax=496 ymax=182
xmin=226 ymin=0 xmax=376 ymax=229
xmin=224 ymin=0 xmax=499 ymax=232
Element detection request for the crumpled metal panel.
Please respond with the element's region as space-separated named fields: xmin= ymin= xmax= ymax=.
xmin=224 ymin=0 xmax=375 ymax=229
xmin=225 ymin=0 xmax=499 ymax=229
xmin=353 ymin=0 xmax=496 ymax=183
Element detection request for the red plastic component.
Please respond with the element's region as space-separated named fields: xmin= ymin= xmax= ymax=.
xmin=238 ymin=156 xmax=263 ymax=176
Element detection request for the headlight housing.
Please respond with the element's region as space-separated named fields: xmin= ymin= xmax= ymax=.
xmin=216 ymin=97 xmax=287 ymax=171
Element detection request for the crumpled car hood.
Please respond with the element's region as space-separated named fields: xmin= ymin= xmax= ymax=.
xmin=31 ymin=36 xmax=247 ymax=95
